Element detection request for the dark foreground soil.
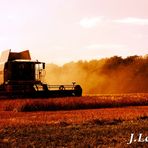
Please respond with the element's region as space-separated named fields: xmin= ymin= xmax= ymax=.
xmin=0 ymin=118 xmax=148 ymax=148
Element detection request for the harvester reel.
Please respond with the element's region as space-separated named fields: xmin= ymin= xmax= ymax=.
xmin=59 ymin=85 xmax=65 ymax=90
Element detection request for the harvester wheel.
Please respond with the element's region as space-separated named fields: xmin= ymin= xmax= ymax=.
xmin=74 ymin=85 xmax=82 ymax=96
xmin=74 ymin=85 xmax=82 ymax=90
xmin=59 ymin=85 xmax=65 ymax=90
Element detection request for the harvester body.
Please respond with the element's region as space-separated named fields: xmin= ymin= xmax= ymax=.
xmin=0 ymin=50 xmax=82 ymax=98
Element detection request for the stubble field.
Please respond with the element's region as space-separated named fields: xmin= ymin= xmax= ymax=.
xmin=0 ymin=93 xmax=148 ymax=147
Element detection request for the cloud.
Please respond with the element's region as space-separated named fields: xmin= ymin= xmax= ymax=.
xmin=79 ymin=17 xmax=103 ymax=28
xmin=81 ymin=44 xmax=129 ymax=58
xmin=114 ymin=17 xmax=148 ymax=25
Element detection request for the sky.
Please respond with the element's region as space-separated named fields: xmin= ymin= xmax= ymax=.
xmin=0 ymin=0 xmax=148 ymax=65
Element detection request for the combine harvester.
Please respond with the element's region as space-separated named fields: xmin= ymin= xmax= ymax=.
xmin=0 ymin=50 xmax=82 ymax=98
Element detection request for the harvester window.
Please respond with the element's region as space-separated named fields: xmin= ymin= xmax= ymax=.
xmin=19 ymin=64 xmax=25 ymax=69
xmin=35 ymin=63 xmax=45 ymax=82
xmin=4 ymin=63 xmax=8 ymax=69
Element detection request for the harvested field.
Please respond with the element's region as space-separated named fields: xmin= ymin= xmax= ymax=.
xmin=0 ymin=94 xmax=148 ymax=147
xmin=0 ymin=93 xmax=148 ymax=112
xmin=0 ymin=118 xmax=148 ymax=148
xmin=0 ymin=106 xmax=148 ymax=127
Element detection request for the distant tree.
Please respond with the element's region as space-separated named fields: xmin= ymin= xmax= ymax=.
xmin=102 ymin=56 xmax=123 ymax=71
xmin=123 ymin=55 xmax=139 ymax=65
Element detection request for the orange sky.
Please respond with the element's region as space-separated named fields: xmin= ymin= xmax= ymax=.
xmin=0 ymin=0 xmax=148 ymax=65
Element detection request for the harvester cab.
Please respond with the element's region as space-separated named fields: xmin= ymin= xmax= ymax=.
xmin=0 ymin=50 xmax=82 ymax=98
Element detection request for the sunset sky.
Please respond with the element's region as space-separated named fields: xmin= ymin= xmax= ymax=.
xmin=0 ymin=0 xmax=148 ymax=65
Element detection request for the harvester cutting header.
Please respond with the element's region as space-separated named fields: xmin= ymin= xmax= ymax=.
xmin=0 ymin=50 xmax=82 ymax=98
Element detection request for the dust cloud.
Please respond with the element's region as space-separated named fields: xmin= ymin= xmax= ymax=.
xmin=44 ymin=55 xmax=148 ymax=94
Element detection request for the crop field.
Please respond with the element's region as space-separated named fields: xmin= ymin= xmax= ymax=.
xmin=0 ymin=93 xmax=148 ymax=147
